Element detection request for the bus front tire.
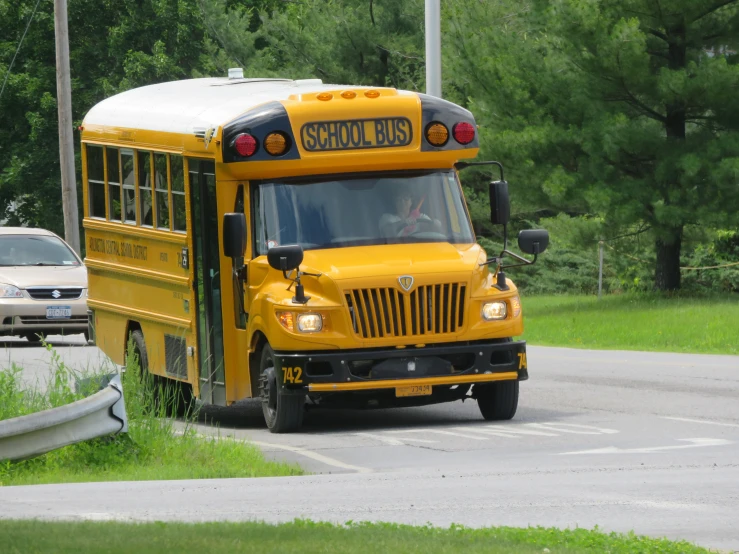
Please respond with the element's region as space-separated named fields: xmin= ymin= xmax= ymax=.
xmin=259 ymin=344 xmax=304 ymax=433
xmin=476 ymin=380 xmax=519 ymax=421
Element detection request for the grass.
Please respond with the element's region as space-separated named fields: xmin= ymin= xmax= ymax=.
xmin=519 ymin=292 xmax=739 ymax=355
xmin=0 ymin=520 xmax=713 ymax=554
xmin=0 ymin=342 xmax=302 ymax=486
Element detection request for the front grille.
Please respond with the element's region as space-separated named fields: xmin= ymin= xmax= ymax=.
xmin=27 ymin=287 xmax=83 ymax=300
xmin=19 ymin=316 xmax=88 ymax=325
xmin=344 ymin=283 xmax=466 ymax=339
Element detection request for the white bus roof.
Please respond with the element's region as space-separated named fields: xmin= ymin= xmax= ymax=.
xmin=82 ymin=77 xmax=368 ymax=136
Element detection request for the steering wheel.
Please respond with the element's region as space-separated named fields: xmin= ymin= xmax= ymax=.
xmin=400 ymin=219 xmax=440 ymax=236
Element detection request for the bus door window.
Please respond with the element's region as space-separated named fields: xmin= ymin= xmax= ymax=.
xmin=106 ymin=147 xmax=122 ymax=222
xmin=233 ymin=185 xmax=247 ymax=329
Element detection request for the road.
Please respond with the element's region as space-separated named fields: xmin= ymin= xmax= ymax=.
xmin=1 ymin=337 xmax=738 ymax=551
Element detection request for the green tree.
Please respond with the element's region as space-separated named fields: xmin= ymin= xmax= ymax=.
xmin=447 ymin=0 xmax=739 ymax=290
xmin=200 ymin=0 xmax=426 ymax=90
xmin=0 ymin=0 xmax=214 ymax=237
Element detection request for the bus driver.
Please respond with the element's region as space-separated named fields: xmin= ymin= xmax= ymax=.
xmin=379 ymin=184 xmax=442 ymax=238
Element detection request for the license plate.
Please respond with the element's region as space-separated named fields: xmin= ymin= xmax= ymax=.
xmin=395 ymin=384 xmax=432 ymax=397
xmin=46 ymin=306 xmax=72 ymax=319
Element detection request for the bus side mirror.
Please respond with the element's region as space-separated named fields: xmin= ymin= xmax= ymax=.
xmin=223 ymin=213 xmax=247 ymax=258
xmin=267 ymin=244 xmax=304 ymax=272
xmin=489 ymin=180 xmax=510 ymax=226
xmin=518 ymin=229 xmax=549 ymax=255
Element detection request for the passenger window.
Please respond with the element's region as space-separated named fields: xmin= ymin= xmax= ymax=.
xmin=121 ymin=149 xmax=136 ymax=224
xmin=154 ymin=153 xmax=170 ymax=230
xmin=138 ymin=151 xmax=153 ymax=227
xmin=171 ymin=155 xmax=186 ymax=233
xmin=107 ymin=147 xmax=122 ymax=222
xmin=86 ymin=145 xmax=106 ymax=218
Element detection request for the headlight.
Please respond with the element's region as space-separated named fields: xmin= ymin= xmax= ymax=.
xmin=0 ymin=284 xmax=23 ymax=298
xmin=297 ymin=313 xmax=323 ymax=333
xmin=482 ymin=301 xmax=507 ymax=321
xmin=276 ymin=311 xmax=324 ymax=333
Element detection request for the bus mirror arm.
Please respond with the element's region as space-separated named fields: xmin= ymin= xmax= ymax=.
xmin=479 ymin=225 xmax=548 ymax=291
xmin=283 ymin=269 xmax=322 ymax=304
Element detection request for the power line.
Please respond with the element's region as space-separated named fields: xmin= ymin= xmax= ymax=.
xmin=0 ymin=0 xmax=44 ymax=103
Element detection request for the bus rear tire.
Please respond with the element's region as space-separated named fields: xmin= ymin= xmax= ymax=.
xmin=259 ymin=344 xmax=304 ymax=433
xmin=476 ymin=380 xmax=519 ymax=421
xmin=126 ymin=329 xmax=194 ymax=418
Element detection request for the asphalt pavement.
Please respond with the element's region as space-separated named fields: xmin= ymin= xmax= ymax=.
xmin=1 ymin=336 xmax=738 ymax=551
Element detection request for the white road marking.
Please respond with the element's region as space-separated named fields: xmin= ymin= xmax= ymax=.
xmin=181 ymin=432 xmax=372 ymax=474
xmin=386 ymin=428 xmax=488 ymax=440
xmin=353 ymin=433 xmax=438 ymax=445
xmin=560 ymin=438 xmax=731 ymax=455
xmin=527 ymin=422 xmax=619 ymax=435
xmin=451 ymin=427 xmax=521 ymax=438
xmin=481 ymin=425 xmax=560 ymax=437
xmin=251 ymin=440 xmax=373 ymax=473
xmin=662 ymin=416 xmax=739 ymax=429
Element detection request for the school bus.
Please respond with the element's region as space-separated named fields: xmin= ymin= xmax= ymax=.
xmin=80 ymin=69 xmax=548 ymax=432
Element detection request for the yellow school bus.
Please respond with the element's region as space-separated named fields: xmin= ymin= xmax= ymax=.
xmin=80 ymin=70 xmax=548 ymax=432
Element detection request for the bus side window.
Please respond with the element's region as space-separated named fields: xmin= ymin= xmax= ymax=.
xmin=138 ymin=151 xmax=154 ymax=227
xmin=86 ymin=145 xmax=106 ymax=218
xmin=171 ymin=155 xmax=186 ymax=233
xmin=107 ymin=147 xmax=122 ymax=222
xmin=154 ymin=153 xmax=170 ymax=230
xmin=121 ymin=149 xmax=136 ymax=225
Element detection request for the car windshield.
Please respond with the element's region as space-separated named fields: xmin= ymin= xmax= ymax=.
xmin=253 ymin=171 xmax=475 ymax=255
xmin=0 ymin=235 xmax=80 ymax=266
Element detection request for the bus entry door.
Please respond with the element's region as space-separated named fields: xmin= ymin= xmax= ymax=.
xmin=189 ymin=159 xmax=227 ymax=405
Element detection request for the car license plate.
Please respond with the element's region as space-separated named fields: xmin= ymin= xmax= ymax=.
xmin=395 ymin=384 xmax=432 ymax=397
xmin=46 ymin=306 xmax=72 ymax=319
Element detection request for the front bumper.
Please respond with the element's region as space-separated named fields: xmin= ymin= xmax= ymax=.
xmin=273 ymin=339 xmax=528 ymax=396
xmin=0 ymin=296 xmax=88 ymax=337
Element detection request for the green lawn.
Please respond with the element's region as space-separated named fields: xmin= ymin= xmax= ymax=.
xmin=0 ymin=346 xmax=302 ymax=486
xmin=519 ymin=293 xmax=739 ymax=355
xmin=0 ymin=432 xmax=302 ymax=486
xmin=0 ymin=520 xmax=711 ymax=554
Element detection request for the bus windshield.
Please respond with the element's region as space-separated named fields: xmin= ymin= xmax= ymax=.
xmin=253 ymin=171 xmax=475 ymax=255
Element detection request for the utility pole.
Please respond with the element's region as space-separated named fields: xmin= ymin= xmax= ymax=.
xmin=598 ymin=240 xmax=604 ymax=299
xmin=54 ymin=0 xmax=80 ymax=255
xmin=425 ymin=0 xmax=442 ymax=98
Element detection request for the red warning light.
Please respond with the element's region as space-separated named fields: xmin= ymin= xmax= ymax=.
xmin=234 ymin=133 xmax=257 ymax=157
xmin=452 ymin=122 xmax=475 ymax=145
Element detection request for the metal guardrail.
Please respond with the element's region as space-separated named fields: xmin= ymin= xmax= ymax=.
xmin=0 ymin=374 xmax=128 ymax=462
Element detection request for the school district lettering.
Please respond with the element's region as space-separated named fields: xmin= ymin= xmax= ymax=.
xmin=88 ymin=237 xmax=148 ymax=261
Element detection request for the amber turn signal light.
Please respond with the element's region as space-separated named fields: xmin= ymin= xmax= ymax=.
xmin=425 ymin=122 xmax=449 ymax=147
xmin=264 ymin=132 xmax=289 ymax=156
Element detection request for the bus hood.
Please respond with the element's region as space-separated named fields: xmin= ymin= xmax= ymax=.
xmin=299 ymin=243 xmax=486 ymax=281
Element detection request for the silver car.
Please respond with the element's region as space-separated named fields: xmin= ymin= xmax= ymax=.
xmin=0 ymin=227 xmax=88 ymax=342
